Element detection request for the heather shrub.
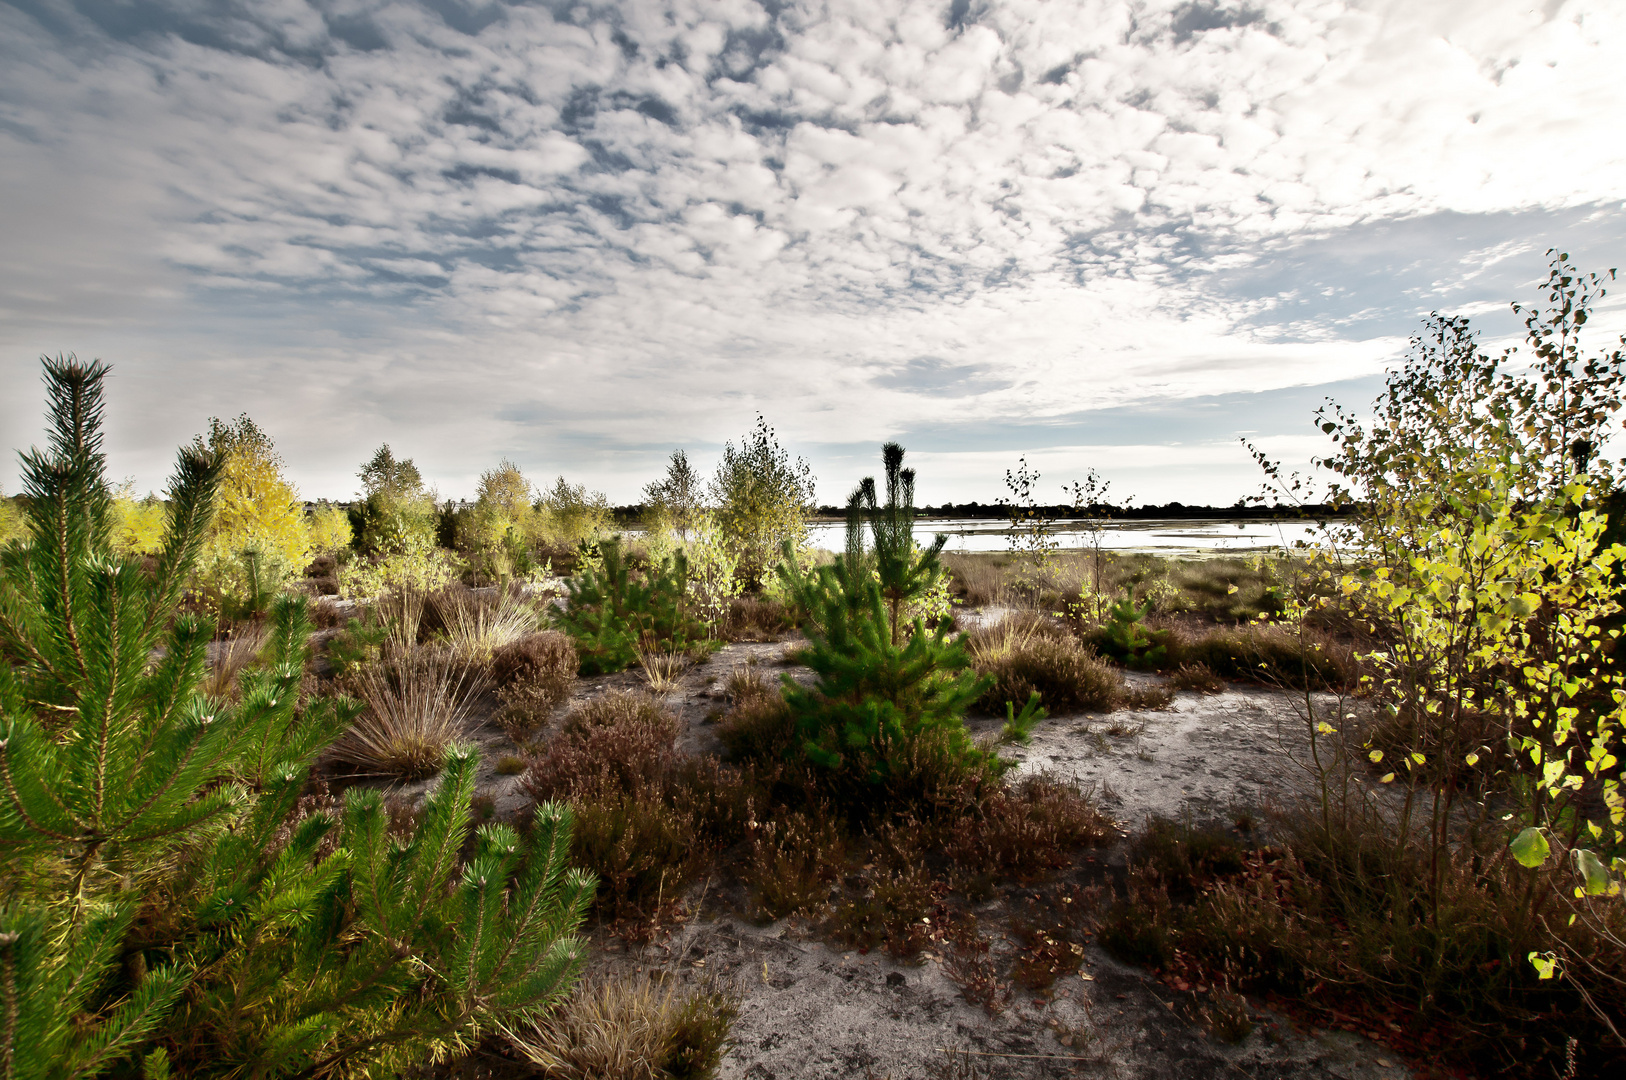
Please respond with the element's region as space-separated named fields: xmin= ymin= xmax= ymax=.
xmin=747 ymin=806 xmax=846 ymax=918
xmin=492 ymin=631 xmax=578 ymax=735
xmin=523 ymin=692 xmax=716 ymax=920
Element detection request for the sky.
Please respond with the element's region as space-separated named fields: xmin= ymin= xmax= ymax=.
xmin=3 ymin=0 xmax=1625 ymax=508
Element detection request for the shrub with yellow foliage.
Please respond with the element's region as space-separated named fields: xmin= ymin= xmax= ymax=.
xmin=190 ymin=414 xmax=310 ymax=612
xmin=110 ymin=480 xmax=167 ymax=557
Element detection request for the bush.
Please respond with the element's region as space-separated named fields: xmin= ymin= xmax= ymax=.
xmin=523 ymin=692 xmax=712 ymax=920
xmin=747 ymin=806 xmax=846 ymax=918
xmin=558 ymin=538 xmax=711 ymax=675
xmin=1174 ymin=623 xmax=1356 ymax=690
xmin=1170 ymin=661 xmax=1225 ymax=693
xmin=493 ymin=631 xmax=578 ymax=735
xmin=724 ymin=594 xmax=795 ymax=641
xmin=941 ymin=775 xmax=1115 ymax=884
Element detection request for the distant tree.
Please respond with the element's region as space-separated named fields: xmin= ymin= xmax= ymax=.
xmin=349 ymin=443 xmax=435 ymax=557
xmin=477 ymin=459 xmax=533 ymax=519
xmin=709 ymin=415 xmax=816 ymax=588
xmin=643 ymin=450 xmax=701 ymax=541
xmin=535 ymin=475 xmax=613 ymax=550
xmin=109 ymin=480 xmax=167 ymax=557
xmin=192 ymin=414 xmax=310 ymax=610
xmin=357 ymin=443 xmax=425 ymax=501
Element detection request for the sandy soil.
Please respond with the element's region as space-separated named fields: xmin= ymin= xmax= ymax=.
xmin=347 ymin=616 xmax=1409 ymax=1080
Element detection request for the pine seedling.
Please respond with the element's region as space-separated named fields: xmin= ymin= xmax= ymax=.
xmin=0 ymin=357 xmax=592 ymax=1078
xmin=776 ymin=444 xmax=994 ymax=798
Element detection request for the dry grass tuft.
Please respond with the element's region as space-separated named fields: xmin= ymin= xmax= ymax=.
xmin=637 ymin=648 xmax=690 ymax=692
xmin=204 ymin=622 xmax=270 ymax=700
xmin=428 ymin=584 xmax=540 ymax=665
xmin=964 ymin=612 xmax=1121 ymax=715
xmin=1169 ymin=661 xmax=1226 ymax=693
xmin=332 ymin=647 xmax=488 ymax=779
xmin=510 ymin=971 xmax=739 ymax=1080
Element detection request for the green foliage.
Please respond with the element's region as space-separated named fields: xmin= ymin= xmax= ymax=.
xmin=304 ymin=501 xmax=352 ymax=553
xmin=110 ymin=482 xmax=167 ymax=557
xmin=776 ymin=445 xmax=995 ymax=798
xmin=191 ymin=414 xmax=310 ymax=611
xmin=846 ymin=442 xmax=948 ymax=645
xmin=557 ymin=538 xmax=709 ymax=676
xmin=328 ymin=613 xmax=391 ymax=678
xmin=1100 ymin=596 xmax=1166 ymax=669
xmin=349 ymin=444 xmax=437 ymax=563
xmin=0 ymin=357 xmax=592 ymax=1078
xmin=534 ymin=475 xmax=613 ymax=552
xmin=0 ymin=492 xmax=25 ymax=549
xmin=643 ymin=449 xmax=702 ymax=543
xmin=708 ymin=415 xmax=815 ymax=588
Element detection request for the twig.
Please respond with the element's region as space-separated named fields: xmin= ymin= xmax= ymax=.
xmin=936 ymin=1048 xmax=1095 ymax=1062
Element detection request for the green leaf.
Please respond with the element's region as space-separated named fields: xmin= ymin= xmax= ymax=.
xmin=1510 ymin=826 xmax=1550 ymax=869
xmin=1574 ymin=848 xmax=1612 ymax=896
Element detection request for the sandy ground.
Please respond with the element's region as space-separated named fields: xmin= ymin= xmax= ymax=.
xmin=347 ymin=617 xmax=1408 ymax=1080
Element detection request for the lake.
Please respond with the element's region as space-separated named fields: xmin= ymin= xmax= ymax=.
xmin=805 ymin=517 xmax=1333 ymax=556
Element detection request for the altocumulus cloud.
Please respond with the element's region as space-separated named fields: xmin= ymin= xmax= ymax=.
xmin=2 ymin=0 xmax=1624 ymax=503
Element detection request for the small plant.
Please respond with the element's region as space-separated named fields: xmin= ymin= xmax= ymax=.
xmin=776 ymin=444 xmax=997 ymax=804
xmin=638 ymin=647 xmax=690 ymax=692
xmin=327 ymin=610 xmax=392 ymax=676
xmin=748 ymin=807 xmax=846 ymax=918
xmin=492 ymin=630 xmax=578 ymax=735
xmin=558 ymin=538 xmax=711 ymax=675
xmin=1170 ymin=661 xmax=1225 ymax=693
xmin=964 ymin=613 xmax=1123 ymax=715
xmin=496 ymin=754 xmax=527 ymax=775
xmin=1100 ymin=596 xmax=1167 ymax=668
xmin=333 ymin=646 xmax=490 ymax=779
xmin=510 ymin=971 xmax=739 ymax=1080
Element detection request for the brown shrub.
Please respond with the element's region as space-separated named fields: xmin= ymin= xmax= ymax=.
xmin=1170 ymin=661 xmax=1226 ymax=693
xmin=492 ymin=631 xmax=578 ymax=734
xmin=725 ymin=595 xmax=795 ymax=641
xmin=716 ymin=684 xmax=798 ymax=766
xmin=746 ymin=806 xmax=846 ymax=918
xmin=1174 ymin=623 xmax=1357 ymax=690
xmin=942 ymin=774 xmax=1114 ymax=884
xmin=522 ymin=692 xmax=676 ymax=804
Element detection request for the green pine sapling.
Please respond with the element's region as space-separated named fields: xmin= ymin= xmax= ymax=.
xmin=0 ymin=356 xmax=593 ymax=1079
xmin=777 ymin=443 xmax=1001 ymax=798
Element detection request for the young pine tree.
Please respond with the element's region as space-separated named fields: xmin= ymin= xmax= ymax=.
xmin=0 ymin=357 xmax=593 ymax=1079
xmin=778 ymin=443 xmax=994 ymax=800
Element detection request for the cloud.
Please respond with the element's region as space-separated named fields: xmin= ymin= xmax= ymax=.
xmin=3 ymin=0 xmax=1625 ymax=504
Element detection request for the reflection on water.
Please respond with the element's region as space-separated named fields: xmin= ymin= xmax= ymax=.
xmin=804 ymin=518 xmax=1333 ymax=555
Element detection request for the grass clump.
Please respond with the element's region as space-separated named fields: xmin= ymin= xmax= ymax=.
xmin=332 ymin=646 xmax=489 ymax=779
xmin=963 ymin=612 xmax=1121 ymax=715
xmin=511 ymin=972 xmax=739 ymax=1080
